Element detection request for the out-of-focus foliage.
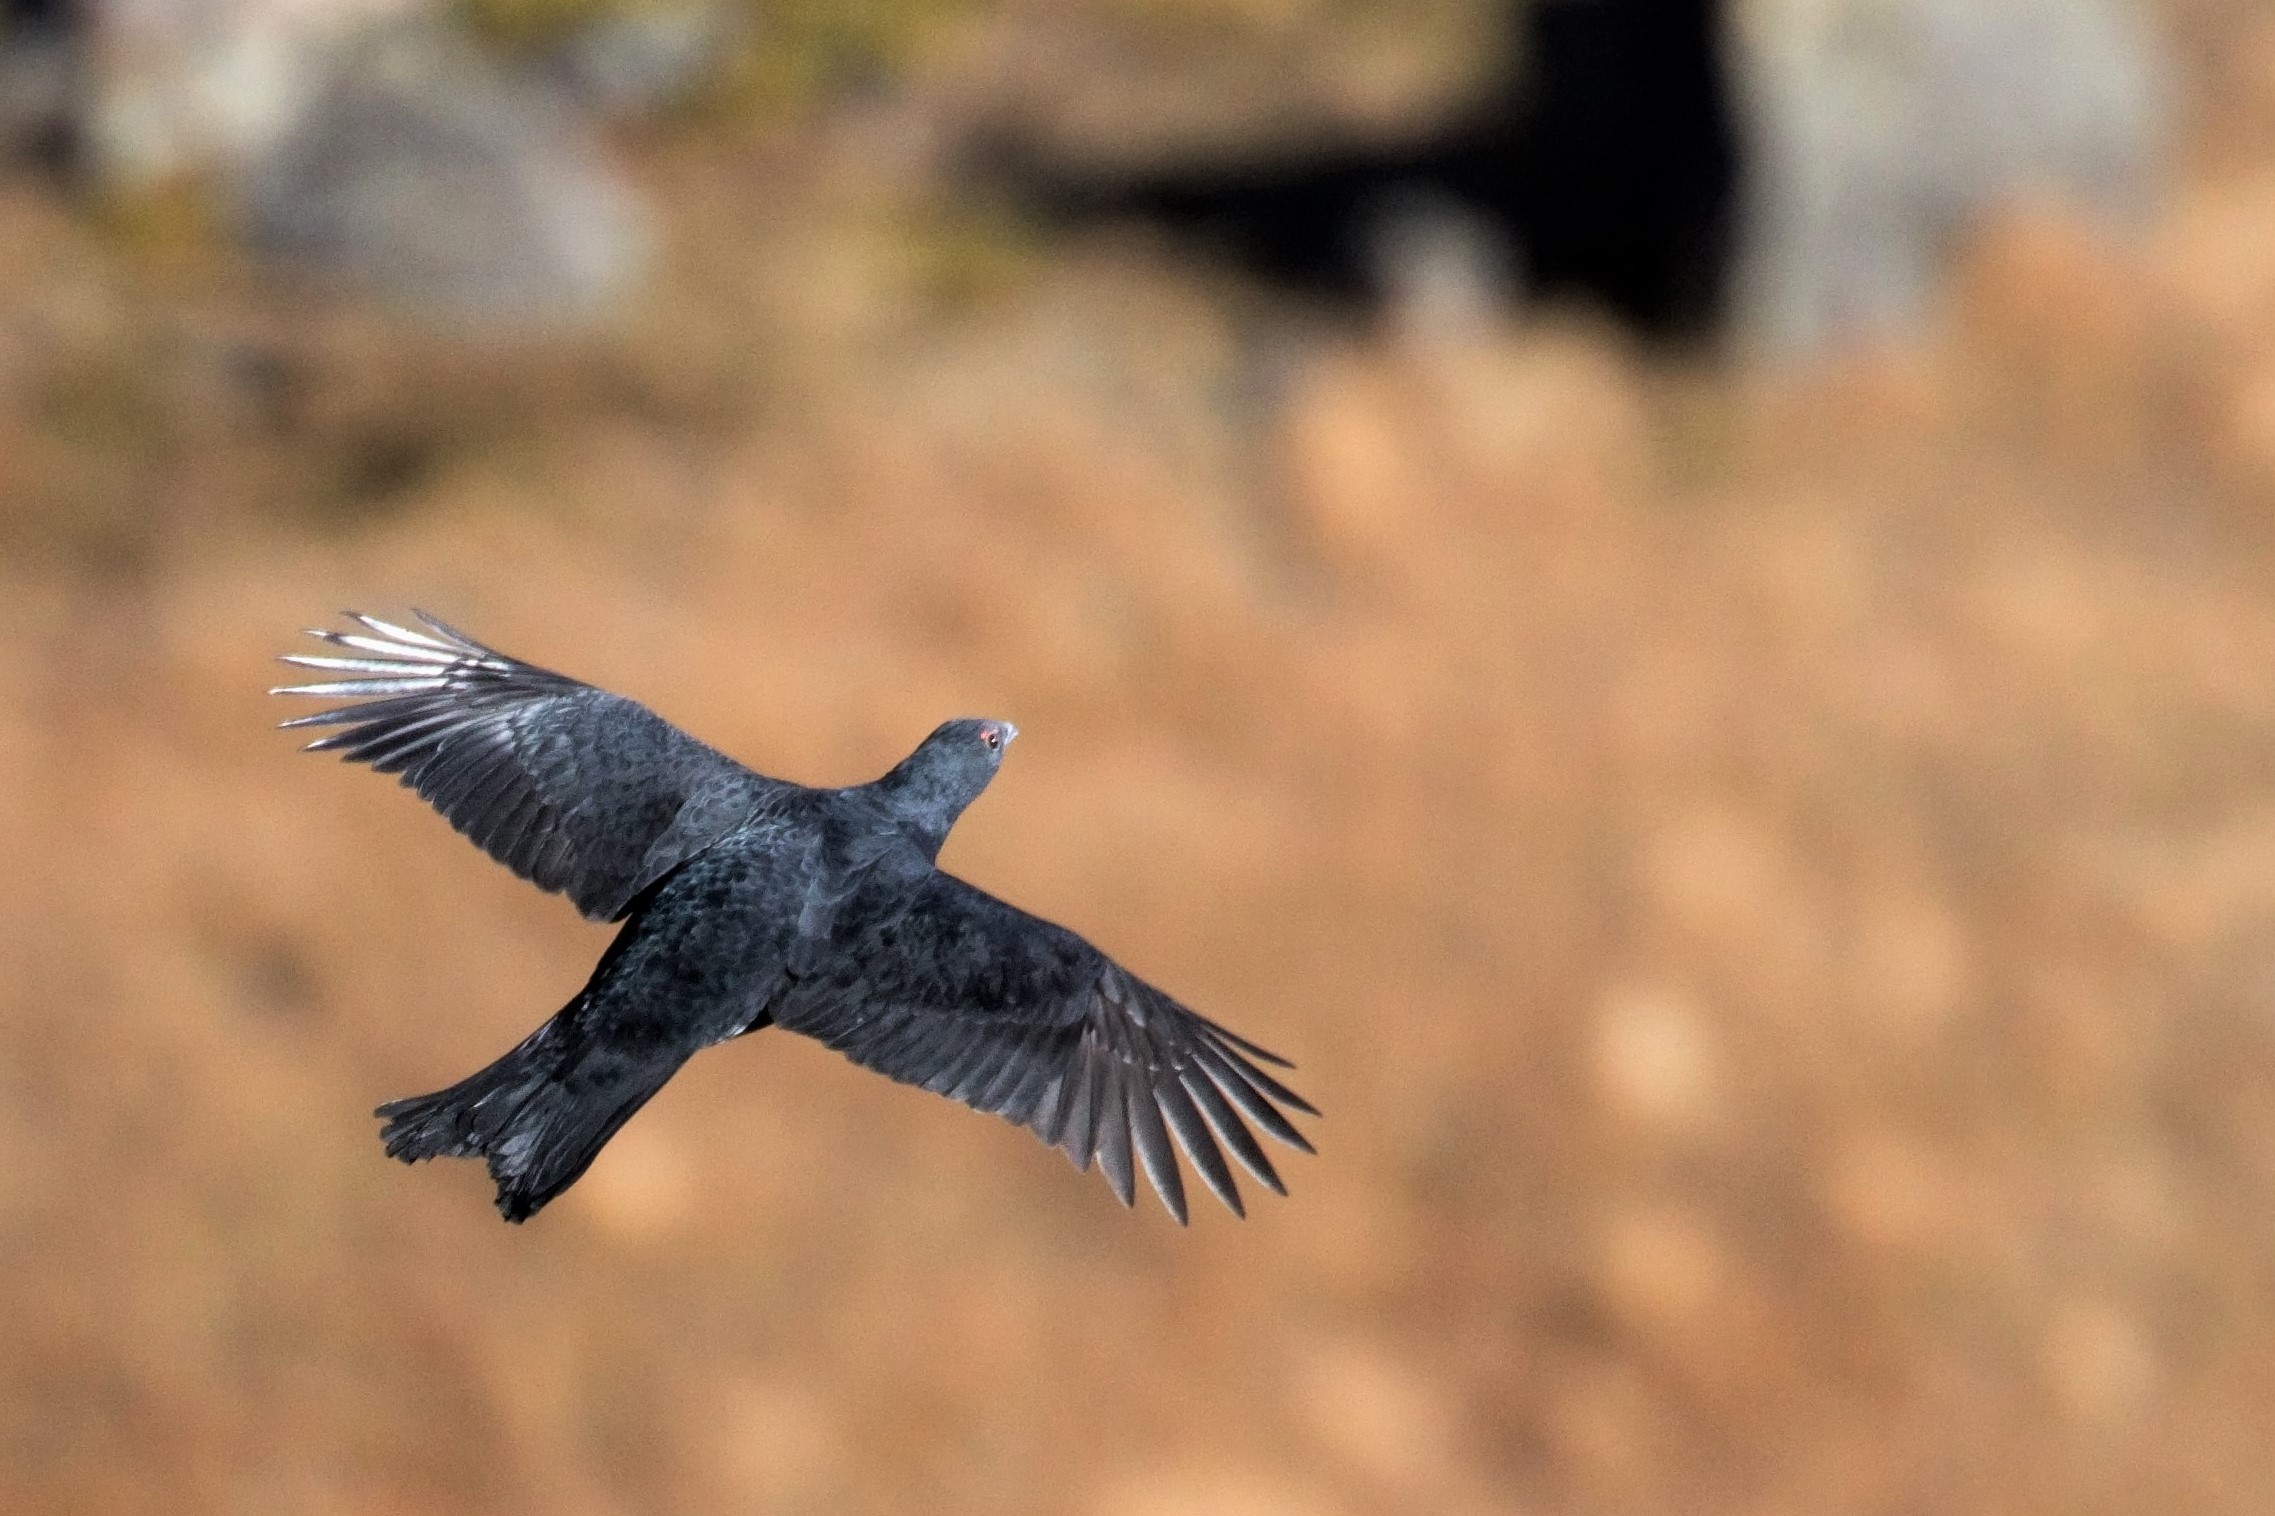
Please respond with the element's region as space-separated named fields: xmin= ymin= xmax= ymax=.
xmin=463 ymin=0 xmax=984 ymax=122
xmin=461 ymin=0 xmax=626 ymax=46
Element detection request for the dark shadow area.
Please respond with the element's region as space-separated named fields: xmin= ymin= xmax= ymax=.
xmin=0 ymin=0 xmax=81 ymax=172
xmin=987 ymin=0 xmax=1739 ymax=342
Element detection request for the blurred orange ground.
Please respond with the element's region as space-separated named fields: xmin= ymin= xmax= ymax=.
xmin=6 ymin=5 xmax=2275 ymax=1513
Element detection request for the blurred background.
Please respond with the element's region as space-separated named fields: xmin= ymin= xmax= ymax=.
xmin=3 ymin=0 xmax=2275 ymax=1511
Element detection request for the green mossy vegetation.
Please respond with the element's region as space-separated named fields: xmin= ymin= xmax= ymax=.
xmin=458 ymin=0 xmax=981 ymax=125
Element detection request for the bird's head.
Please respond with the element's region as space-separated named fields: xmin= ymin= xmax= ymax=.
xmin=927 ymin=715 xmax=1017 ymax=767
xmin=878 ymin=718 xmax=1019 ymax=856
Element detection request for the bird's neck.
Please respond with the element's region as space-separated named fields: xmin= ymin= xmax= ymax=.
xmin=869 ymin=757 xmax=979 ymax=862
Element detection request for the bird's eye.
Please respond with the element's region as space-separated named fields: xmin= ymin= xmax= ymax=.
xmin=982 ymin=727 xmax=1000 ymax=750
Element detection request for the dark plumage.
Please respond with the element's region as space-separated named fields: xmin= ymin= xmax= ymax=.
xmin=274 ymin=612 xmax=1313 ymax=1223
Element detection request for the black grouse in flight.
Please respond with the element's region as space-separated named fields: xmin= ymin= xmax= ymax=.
xmin=275 ymin=613 xmax=1312 ymax=1223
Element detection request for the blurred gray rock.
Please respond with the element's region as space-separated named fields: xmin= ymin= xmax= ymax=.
xmin=241 ymin=26 xmax=651 ymax=327
xmin=1729 ymin=0 xmax=2168 ymax=356
xmin=553 ymin=1 xmax=741 ymax=118
xmin=57 ymin=2 xmax=650 ymax=327
xmin=86 ymin=0 xmax=432 ymax=185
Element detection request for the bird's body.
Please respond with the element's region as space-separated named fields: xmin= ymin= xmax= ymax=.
xmin=276 ymin=613 xmax=1311 ymax=1223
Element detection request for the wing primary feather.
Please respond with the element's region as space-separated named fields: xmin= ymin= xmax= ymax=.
xmin=271 ymin=677 xmax=451 ymax=698
xmin=278 ymin=653 xmax=450 ymax=675
xmin=360 ymin=735 xmax=443 ymax=775
xmin=305 ymin=631 xmax=460 ymax=663
xmin=411 ymin=609 xmax=501 ymax=655
xmin=299 ymin=721 xmax=377 ymax=750
xmin=1094 ymin=1073 xmax=1136 ymax=1207
xmin=347 ymin=613 xmax=458 ymax=650
xmin=1191 ymin=1043 xmax=1316 ymax=1153
xmin=1181 ymin=1066 xmax=1285 ymax=1194
xmin=1154 ymin=1069 xmax=1241 ymax=1216
xmin=278 ymin=690 xmax=451 ymax=729
xmin=341 ymin=705 xmax=465 ymax=754
xmin=1200 ymin=1032 xmax=1320 ymax=1117
xmin=1193 ymin=1011 xmax=1298 ymax=1069
xmin=1125 ymin=1079 xmax=1188 ymax=1223
xmin=352 ymin=713 xmax=467 ymax=771
xmin=1059 ymin=1043 xmax=1101 ymax=1172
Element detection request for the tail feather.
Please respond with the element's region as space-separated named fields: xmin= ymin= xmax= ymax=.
xmin=377 ymin=1013 xmax=685 ymax=1222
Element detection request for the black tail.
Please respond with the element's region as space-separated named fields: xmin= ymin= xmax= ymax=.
xmin=376 ymin=1011 xmax=686 ymax=1222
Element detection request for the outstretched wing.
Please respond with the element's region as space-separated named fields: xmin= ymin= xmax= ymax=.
xmin=778 ymin=871 xmax=1315 ymax=1222
xmin=274 ymin=612 xmax=784 ymax=921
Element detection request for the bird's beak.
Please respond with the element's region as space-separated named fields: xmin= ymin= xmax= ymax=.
xmin=1002 ymin=722 xmax=1020 ymax=745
